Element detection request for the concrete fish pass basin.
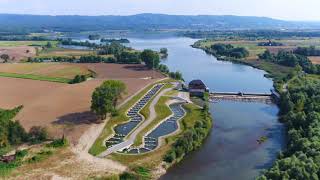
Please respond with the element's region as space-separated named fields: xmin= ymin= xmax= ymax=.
xmin=105 ymin=84 xmax=164 ymax=148
xmin=123 ymin=103 xmax=186 ymax=154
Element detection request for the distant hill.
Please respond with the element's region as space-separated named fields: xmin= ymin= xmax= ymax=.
xmin=0 ymin=13 xmax=319 ymax=33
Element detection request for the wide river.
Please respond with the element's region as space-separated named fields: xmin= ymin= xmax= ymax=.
xmin=127 ymin=36 xmax=285 ymax=180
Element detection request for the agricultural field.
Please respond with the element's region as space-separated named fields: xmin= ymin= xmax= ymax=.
xmin=309 ymin=56 xmax=320 ymax=64
xmin=197 ymin=38 xmax=320 ymax=59
xmin=0 ymin=46 xmax=36 ymax=62
xmin=0 ymin=63 xmax=92 ymax=83
xmin=0 ymin=63 xmax=165 ymax=145
xmin=0 ymin=41 xmax=58 ymax=47
xmin=39 ymin=47 xmax=94 ymax=57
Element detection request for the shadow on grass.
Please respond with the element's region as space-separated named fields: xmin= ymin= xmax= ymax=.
xmin=53 ymin=111 xmax=100 ymax=125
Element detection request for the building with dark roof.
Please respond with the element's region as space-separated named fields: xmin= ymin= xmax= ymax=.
xmin=188 ymin=79 xmax=208 ymax=97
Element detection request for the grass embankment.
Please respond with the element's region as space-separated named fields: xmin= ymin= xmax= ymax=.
xmin=0 ymin=139 xmax=68 ymax=177
xmin=110 ymin=103 xmax=207 ymax=169
xmin=133 ymin=96 xmax=171 ymax=147
xmin=89 ymin=80 xmax=172 ymax=156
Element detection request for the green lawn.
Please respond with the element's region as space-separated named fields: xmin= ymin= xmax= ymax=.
xmin=0 ymin=72 xmax=71 ymax=83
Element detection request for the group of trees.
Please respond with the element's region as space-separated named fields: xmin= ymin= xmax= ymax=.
xmin=259 ymin=76 xmax=320 ymax=180
xmin=0 ymin=106 xmax=48 ymax=150
xmin=164 ymin=105 xmax=212 ymax=163
xmin=88 ymin=34 xmax=100 ymax=40
xmin=97 ymin=42 xmax=127 ymax=55
xmin=60 ymin=39 xmax=97 ymax=48
xmin=0 ymin=54 xmax=10 ymax=63
xmin=100 ymin=38 xmax=130 ymax=44
xmin=259 ymin=50 xmax=320 ymax=74
xmin=141 ymin=49 xmax=160 ymax=69
xmin=69 ymin=75 xmax=87 ymax=84
xmin=28 ymin=56 xmax=76 ymax=63
xmin=209 ymin=43 xmax=249 ymax=59
xmin=258 ymin=40 xmax=284 ymax=46
xmin=91 ymin=80 xmax=127 ymax=120
xmin=294 ymin=46 xmax=320 ymax=56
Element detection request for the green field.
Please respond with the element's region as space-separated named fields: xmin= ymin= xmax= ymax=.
xmin=0 ymin=63 xmax=92 ymax=83
xmin=0 ymin=72 xmax=71 ymax=83
xmin=0 ymin=41 xmax=58 ymax=47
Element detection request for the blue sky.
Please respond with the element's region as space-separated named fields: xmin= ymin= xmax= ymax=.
xmin=0 ymin=0 xmax=319 ymax=21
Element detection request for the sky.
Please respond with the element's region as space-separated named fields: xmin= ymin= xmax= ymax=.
xmin=0 ymin=0 xmax=319 ymax=21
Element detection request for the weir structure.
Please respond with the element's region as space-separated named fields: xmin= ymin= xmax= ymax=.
xmin=209 ymin=89 xmax=280 ymax=104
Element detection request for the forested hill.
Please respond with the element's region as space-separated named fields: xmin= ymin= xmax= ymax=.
xmin=0 ymin=13 xmax=319 ymax=33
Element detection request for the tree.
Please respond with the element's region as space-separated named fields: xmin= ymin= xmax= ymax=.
xmin=0 ymin=54 xmax=10 ymax=63
xmin=28 ymin=126 xmax=48 ymax=143
xmin=46 ymin=41 xmax=53 ymax=48
xmin=91 ymin=80 xmax=126 ymax=120
xmin=141 ymin=49 xmax=160 ymax=69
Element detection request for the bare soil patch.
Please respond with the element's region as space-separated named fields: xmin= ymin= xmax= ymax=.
xmin=309 ymin=56 xmax=320 ymax=65
xmin=0 ymin=46 xmax=36 ymax=62
xmin=79 ymin=63 xmax=165 ymax=79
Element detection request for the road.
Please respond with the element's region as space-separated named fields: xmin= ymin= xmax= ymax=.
xmin=98 ymin=86 xmax=173 ymax=157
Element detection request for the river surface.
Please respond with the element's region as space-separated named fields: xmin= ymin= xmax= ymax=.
xmin=127 ymin=37 xmax=285 ymax=180
xmin=68 ymin=34 xmax=285 ymax=179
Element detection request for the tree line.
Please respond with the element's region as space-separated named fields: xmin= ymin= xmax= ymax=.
xmin=164 ymin=104 xmax=212 ymax=163
xmin=0 ymin=106 xmax=48 ymax=151
xmin=258 ymin=40 xmax=284 ymax=46
xmin=294 ymin=46 xmax=320 ymax=56
xmin=259 ymin=50 xmax=320 ymax=74
xmin=208 ymin=43 xmax=249 ymax=59
xmin=259 ymin=76 xmax=320 ymax=180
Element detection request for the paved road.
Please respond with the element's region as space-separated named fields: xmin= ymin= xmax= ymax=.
xmin=98 ymin=86 xmax=173 ymax=157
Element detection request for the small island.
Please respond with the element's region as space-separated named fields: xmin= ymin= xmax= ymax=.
xmin=100 ymin=38 xmax=130 ymax=43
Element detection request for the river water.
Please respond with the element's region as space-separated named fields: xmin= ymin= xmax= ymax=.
xmin=67 ymin=33 xmax=285 ymax=179
xmin=127 ymin=37 xmax=285 ymax=180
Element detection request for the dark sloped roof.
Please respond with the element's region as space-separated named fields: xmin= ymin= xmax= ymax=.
xmin=189 ymin=79 xmax=206 ymax=89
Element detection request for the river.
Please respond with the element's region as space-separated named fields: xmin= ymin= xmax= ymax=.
xmin=127 ymin=36 xmax=285 ymax=180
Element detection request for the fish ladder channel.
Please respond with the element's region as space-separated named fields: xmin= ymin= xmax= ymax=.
xmin=125 ymin=103 xmax=186 ymax=154
xmin=105 ymin=84 xmax=164 ymax=148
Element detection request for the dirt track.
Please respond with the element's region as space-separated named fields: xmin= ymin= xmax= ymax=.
xmin=0 ymin=64 xmax=165 ymax=144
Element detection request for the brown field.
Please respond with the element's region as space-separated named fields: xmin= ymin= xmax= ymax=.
xmin=80 ymin=63 xmax=164 ymax=79
xmin=0 ymin=46 xmax=36 ymax=62
xmin=0 ymin=64 xmax=165 ymax=144
xmin=0 ymin=63 xmax=91 ymax=79
xmin=309 ymin=56 xmax=320 ymax=65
